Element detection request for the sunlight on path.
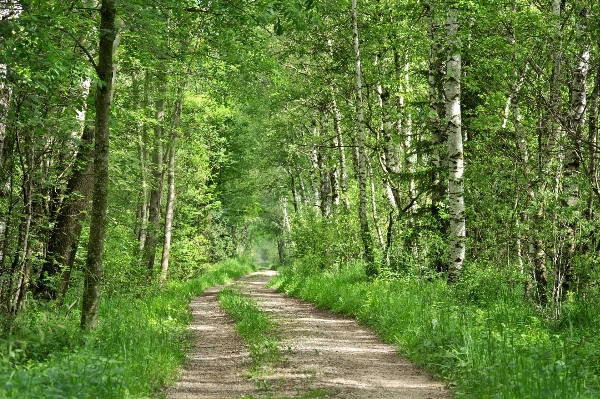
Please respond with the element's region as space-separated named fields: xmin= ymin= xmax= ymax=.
xmin=167 ymin=270 xmax=450 ymax=399
xmin=166 ymin=285 xmax=260 ymax=399
xmin=236 ymin=270 xmax=450 ymax=399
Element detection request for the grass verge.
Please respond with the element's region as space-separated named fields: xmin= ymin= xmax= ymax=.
xmin=0 ymin=258 xmax=255 ymax=398
xmin=218 ymin=287 xmax=280 ymax=381
xmin=269 ymin=261 xmax=600 ymax=399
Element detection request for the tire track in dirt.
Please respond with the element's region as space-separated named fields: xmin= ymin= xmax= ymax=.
xmin=166 ymin=284 xmax=261 ymax=399
xmin=167 ymin=270 xmax=451 ymax=399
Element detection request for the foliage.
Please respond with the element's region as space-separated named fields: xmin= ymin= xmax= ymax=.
xmin=0 ymin=259 xmax=254 ymax=398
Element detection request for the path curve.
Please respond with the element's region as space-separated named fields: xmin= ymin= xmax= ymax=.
xmin=167 ymin=270 xmax=451 ymax=399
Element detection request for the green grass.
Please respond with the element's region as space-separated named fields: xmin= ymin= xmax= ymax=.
xmin=218 ymin=287 xmax=280 ymax=374
xmin=219 ymin=282 xmax=334 ymax=399
xmin=269 ymin=260 xmax=600 ymax=399
xmin=0 ymin=258 xmax=255 ymax=398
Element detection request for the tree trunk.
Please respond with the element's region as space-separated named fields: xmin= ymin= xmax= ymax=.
xmin=318 ymin=112 xmax=332 ymax=218
xmin=143 ymin=93 xmax=166 ymax=273
xmin=289 ymin=170 xmax=299 ymax=212
xmin=558 ymin=7 xmax=589 ymax=300
xmin=136 ymin=71 xmax=151 ymax=250
xmin=330 ymin=90 xmax=351 ymax=212
xmin=367 ymin=156 xmax=384 ymax=249
xmin=588 ymin=62 xmax=600 ymax=211
xmin=11 ymin=131 xmax=33 ymax=314
xmin=160 ymin=86 xmax=184 ymax=285
xmin=427 ymin=3 xmax=447 ymax=273
xmin=35 ymin=121 xmax=94 ymax=300
xmin=81 ymin=0 xmax=117 ymax=331
xmin=0 ymin=64 xmax=10 ymax=167
xmin=445 ymin=8 xmax=465 ymax=283
xmin=309 ymin=121 xmax=321 ymax=214
xmin=352 ymin=0 xmax=375 ymax=271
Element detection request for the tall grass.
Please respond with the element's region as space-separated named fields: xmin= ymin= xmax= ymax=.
xmin=218 ymin=287 xmax=280 ymax=373
xmin=0 ymin=258 xmax=254 ymax=398
xmin=269 ymin=261 xmax=600 ymax=399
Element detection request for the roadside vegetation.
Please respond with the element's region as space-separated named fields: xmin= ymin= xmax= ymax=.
xmin=218 ymin=286 xmax=281 ymax=387
xmin=0 ymin=259 xmax=254 ymax=398
xmin=270 ymin=261 xmax=600 ymax=399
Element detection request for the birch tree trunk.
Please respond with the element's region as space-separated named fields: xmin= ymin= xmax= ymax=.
xmin=0 ymin=64 xmax=9 ymax=168
xmin=427 ymin=3 xmax=448 ymax=273
xmin=136 ymin=71 xmax=151 ymax=250
xmin=142 ymin=92 xmax=166 ymax=272
xmin=445 ymin=8 xmax=465 ymax=282
xmin=558 ymin=7 xmax=590 ymax=299
xmin=160 ymin=86 xmax=184 ymax=285
xmin=330 ymin=89 xmax=351 ymax=211
xmin=352 ymin=0 xmax=375 ymax=269
xmin=309 ymin=122 xmax=321 ymax=214
xmin=81 ymin=0 xmax=117 ymax=330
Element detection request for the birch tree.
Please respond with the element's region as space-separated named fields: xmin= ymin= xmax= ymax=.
xmin=445 ymin=7 xmax=465 ymax=282
xmin=160 ymin=85 xmax=184 ymax=285
xmin=352 ymin=0 xmax=375 ymax=269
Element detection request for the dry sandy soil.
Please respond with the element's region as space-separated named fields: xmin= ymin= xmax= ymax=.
xmin=166 ymin=270 xmax=451 ymax=399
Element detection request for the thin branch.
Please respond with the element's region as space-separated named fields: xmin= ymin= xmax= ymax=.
xmin=57 ymin=27 xmax=99 ymax=75
xmin=185 ymin=7 xmax=223 ymax=15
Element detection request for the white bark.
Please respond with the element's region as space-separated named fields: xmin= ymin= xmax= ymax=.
xmin=137 ymin=71 xmax=151 ymax=250
xmin=309 ymin=122 xmax=321 ymax=214
xmin=0 ymin=64 xmax=9 ymax=169
xmin=556 ymin=7 xmax=590 ymax=300
xmin=282 ymin=196 xmax=291 ymax=232
xmin=445 ymin=8 xmax=465 ymax=282
xmin=331 ymin=89 xmax=351 ymax=211
xmin=160 ymin=86 xmax=184 ymax=285
xmin=400 ymin=61 xmax=417 ymax=212
xmin=352 ymin=0 xmax=374 ymax=265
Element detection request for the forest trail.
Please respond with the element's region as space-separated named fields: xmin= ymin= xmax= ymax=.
xmin=166 ymin=270 xmax=450 ymax=399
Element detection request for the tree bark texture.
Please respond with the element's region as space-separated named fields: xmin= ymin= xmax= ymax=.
xmin=136 ymin=71 xmax=151 ymax=251
xmin=352 ymin=0 xmax=375 ymax=269
xmin=81 ymin=0 xmax=117 ymax=331
xmin=558 ymin=7 xmax=589 ymax=300
xmin=143 ymin=94 xmax=165 ymax=272
xmin=36 ymin=121 xmax=94 ymax=300
xmin=160 ymin=86 xmax=184 ymax=285
xmin=445 ymin=8 xmax=465 ymax=283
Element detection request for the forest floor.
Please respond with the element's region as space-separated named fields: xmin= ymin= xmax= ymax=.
xmin=165 ymin=270 xmax=450 ymax=399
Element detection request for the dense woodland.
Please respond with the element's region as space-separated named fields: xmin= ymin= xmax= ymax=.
xmin=1 ymin=0 xmax=600 ymax=397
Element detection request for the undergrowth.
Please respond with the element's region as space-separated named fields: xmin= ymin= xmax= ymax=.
xmin=269 ymin=260 xmax=600 ymax=399
xmin=0 ymin=258 xmax=255 ymax=398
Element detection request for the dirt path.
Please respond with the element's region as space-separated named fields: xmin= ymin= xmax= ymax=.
xmin=167 ymin=270 xmax=451 ymax=399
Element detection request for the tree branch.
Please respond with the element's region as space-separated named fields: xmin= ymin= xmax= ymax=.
xmin=184 ymin=7 xmax=223 ymax=15
xmin=57 ymin=27 xmax=99 ymax=75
